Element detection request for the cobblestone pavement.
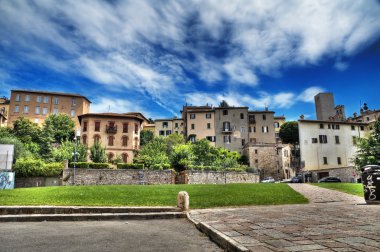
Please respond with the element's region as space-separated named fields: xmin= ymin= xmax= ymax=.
xmin=190 ymin=184 xmax=380 ymax=252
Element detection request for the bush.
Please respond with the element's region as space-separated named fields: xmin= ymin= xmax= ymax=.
xmin=70 ymin=162 xmax=111 ymax=169
xmin=117 ymin=163 xmax=144 ymax=169
xmin=70 ymin=162 xmax=90 ymax=168
xmin=13 ymin=158 xmax=64 ymax=177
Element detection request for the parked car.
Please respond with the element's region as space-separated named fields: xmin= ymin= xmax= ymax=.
xmin=261 ymin=177 xmax=275 ymax=183
xmin=289 ymin=176 xmax=303 ymax=183
xmin=318 ymin=177 xmax=341 ymax=183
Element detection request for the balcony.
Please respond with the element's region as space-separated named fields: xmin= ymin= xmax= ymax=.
xmin=222 ymin=128 xmax=232 ymax=133
xmin=249 ymin=118 xmax=256 ymax=124
xmin=106 ymin=125 xmax=117 ymax=134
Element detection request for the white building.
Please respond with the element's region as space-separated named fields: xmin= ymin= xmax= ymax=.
xmin=299 ymin=120 xmax=368 ymax=182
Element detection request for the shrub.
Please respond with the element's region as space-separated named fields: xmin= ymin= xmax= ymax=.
xmin=70 ymin=162 xmax=90 ymax=168
xmin=13 ymin=158 xmax=64 ymax=177
xmin=117 ymin=163 xmax=144 ymax=169
xmin=89 ymin=163 xmax=110 ymax=169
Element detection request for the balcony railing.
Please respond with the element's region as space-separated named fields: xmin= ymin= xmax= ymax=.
xmin=222 ymin=128 xmax=232 ymax=133
xmin=106 ymin=125 xmax=117 ymax=134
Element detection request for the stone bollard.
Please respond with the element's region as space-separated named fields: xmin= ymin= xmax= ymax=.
xmin=177 ymin=191 xmax=189 ymax=211
xmin=63 ymin=159 xmax=69 ymax=169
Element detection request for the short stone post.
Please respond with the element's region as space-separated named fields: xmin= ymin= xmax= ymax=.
xmin=63 ymin=159 xmax=69 ymax=169
xmin=177 ymin=191 xmax=189 ymax=211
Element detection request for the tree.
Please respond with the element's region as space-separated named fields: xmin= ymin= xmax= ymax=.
xmin=89 ymin=142 xmax=107 ymax=163
xmin=279 ymin=121 xmax=299 ymax=145
xmin=191 ymin=139 xmax=217 ymax=166
xmin=354 ymin=117 xmax=380 ymax=170
xmin=0 ymin=136 xmax=31 ymax=163
xmin=52 ymin=140 xmax=87 ymax=163
xmin=140 ymin=129 xmax=154 ymax=146
xmin=171 ymin=143 xmax=193 ymax=171
xmin=164 ymin=134 xmax=185 ymax=154
xmin=43 ymin=114 xmax=75 ymax=144
xmin=134 ymin=138 xmax=170 ymax=168
xmin=12 ymin=117 xmax=42 ymax=144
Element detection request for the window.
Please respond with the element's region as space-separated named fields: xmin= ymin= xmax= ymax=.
xmin=72 ymin=98 xmax=76 ymax=106
xmin=122 ymin=136 xmax=128 ymax=146
xmin=53 ymin=97 xmax=59 ymax=105
xmin=70 ymin=110 xmax=75 ymax=117
xmin=43 ymin=96 xmax=49 ymax=103
xmin=323 ymin=157 xmax=328 ymax=165
xmin=223 ymin=135 xmax=231 ymax=143
xmin=36 ymin=96 xmax=41 ymax=102
xmin=360 ymin=126 xmax=365 ymax=131
xmin=108 ymin=136 xmax=114 ymax=146
xmin=42 ymin=107 xmax=48 ymax=115
xmin=335 ymin=125 xmax=340 ymax=130
xmin=223 ymin=122 xmax=230 ymax=131
xmin=175 ymin=122 xmax=179 ymax=128
xmin=25 ymin=95 xmax=30 ymax=102
xmin=352 ymin=136 xmax=357 ymax=145
xmin=94 ymin=135 xmax=100 ymax=143
xmin=241 ymin=127 xmax=245 ymax=133
xmin=319 ymin=135 xmax=327 ymax=143
xmin=159 ymin=130 xmax=165 ymax=136
xmin=274 ymin=122 xmax=280 ymax=128
xmin=249 ymin=115 xmax=256 ymax=123
xmin=23 ymin=105 xmax=29 ymax=114
xmin=351 ymin=125 xmax=355 ymax=131
xmin=108 ymin=153 xmax=114 ymax=163
xmin=328 ymin=124 xmax=331 ymax=129
xmin=255 ymin=149 xmax=258 ymax=154
xmin=190 ymin=113 xmax=195 ymax=119
xmin=262 ymin=126 xmax=268 ymax=133
xmin=53 ymin=108 xmax=59 ymax=114
xmin=95 ymin=121 xmax=100 ymax=132
xmin=207 ymin=123 xmax=211 ymax=129
xmin=83 ymin=121 xmax=88 ymax=132
xmin=223 ymin=110 xmax=228 ymax=115
xmin=250 ymin=138 xmax=257 ymax=143
xmin=337 ymin=157 xmax=342 ymax=165
xmin=191 ymin=124 xmax=195 ymax=130
xmin=242 ymin=139 xmax=245 ymax=146
xmin=162 ymin=122 xmax=168 ymax=128
xmin=253 ymin=126 xmax=256 ymax=133
xmin=82 ymin=135 xmax=87 ymax=145
xmin=366 ymin=117 xmax=370 ymax=121
xmin=312 ymin=138 xmax=318 ymax=143
xmin=262 ymin=114 xmax=266 ymax=120
xmin=166 ymin=130 xmax=172 ymax=136
xmin=134 ymin=123 xmax=139 ymax=134
xmin=122 ymin=153 xmax=128 ymax=163
xmin=275 ymin=132 xmax=280 ymax=138
xmin=14 ymin=106 xmax=19 ymax=113
xmin=255 ymin=159 xmax=258 ymax=164
xmin=335 ymin=135 xmax=340 ymax=144
xmin=189 ymin=135 xmax=196 ymax=143
xmin=206 ymin=136 xmax=215 ymax=142
xmin=240 ymin=113 xmax=244 ymax=119
xmin=123 ymin=123 xmax=128 ymax=133
xmin=15 ymin=94 xmax=20 ymax=102
xmin=319 ymin=124 xmax=324 ymax=129
xmin=206 ymin=113 xmax=212 ymax=119
xmin=35 ymin=106 xmax=40 ymax=114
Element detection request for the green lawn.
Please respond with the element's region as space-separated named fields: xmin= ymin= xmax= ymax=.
xmin=313 ymin=183 xmax=364 ymax=197
xmin=0 ymin=183 xmax=308 ymax=208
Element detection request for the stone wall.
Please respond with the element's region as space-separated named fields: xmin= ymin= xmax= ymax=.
xmin=177 ymin=170 xmax=259 ymax=184
xmin=62 ymin=169 xmax=176 ymax=186
xmin=307 ymin=166 xmax=357 ymax=183
xmin=15 ymin=177 xmax=61 ymax=188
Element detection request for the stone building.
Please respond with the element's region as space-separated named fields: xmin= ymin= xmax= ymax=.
xmin=154 ymin=118 xmax=184 ymax=137
xmin=7 ymin=90 xmax=91 ymax=128
xmin=0 ymin=96 xmax=9 ymax=127
xmin=78 ymin=113 xmax=148 ymax=163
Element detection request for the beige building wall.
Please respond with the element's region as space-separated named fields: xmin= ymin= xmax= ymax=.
xmin=154 ymin=118 xmax=184 ymax=137
xmin=281 ymin=144 xmax=297 ymax=179
xmin=187 ymin=110 xmax=215 ymax=146
xmin=143 ymin=124 xmax=155 ymax=132
xmin=0 ymin=97 xmax=9 ymax=127
xmin=274 ymin=116 xmax=286 ymax=143
xmin=215 ymin=107 xmax=248 ymax=153
xmin=299 ymin=120 xmax=367 ymax=173
xmin=8 ymin=90 xmax=90 ymax=128
xmin=79 ymin=113 xmax=144 ymax=163
xmin=248 ymin=111 xmax=276 ymax=144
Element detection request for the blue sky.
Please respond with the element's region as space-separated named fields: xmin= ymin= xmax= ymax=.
xmin=1 ymin=0 xmax=380 ymax=121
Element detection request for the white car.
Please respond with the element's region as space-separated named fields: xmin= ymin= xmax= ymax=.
xmin=261 ymin=177 xmax=275 ymax=183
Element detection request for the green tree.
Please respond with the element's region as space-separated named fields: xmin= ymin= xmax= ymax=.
xmin=354 ymin=117 xmax=380 ymax=169
xmin=43 ymin=114 xmax=75 ymax=144
xmin=171 ymin=143 xmax=194 ymax=171
xmin=134 ymin=138 xmax=170 ymax=168
xmin=164 ymin=134 xmax=185 ymax=154
xmin=0 ymin=127 xmax=13 ymax=138
xmin=279 ymin=121 xmax=299 ymax=145
xmin=191 ymin=139 xmax=217 ymax=166
xmin=140 ymin=129 xmax=154 ymax=146
xmin=12 ymin=117 xmax=42 ymax=144
xmin=0 ymin=136 xmax=31 ymax=162
xmin=89 ymin=142 xmax=107 ymax=163
xmin=52 ymin=140 xmax=87 ymax=163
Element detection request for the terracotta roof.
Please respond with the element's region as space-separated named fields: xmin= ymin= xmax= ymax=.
xmin=11 ymin=89 xmax=91 ymax=103
xmin=248 ymin=110 xmax=275 ymax=114
xmin=78 ymin=113 xmax=146 ymax=122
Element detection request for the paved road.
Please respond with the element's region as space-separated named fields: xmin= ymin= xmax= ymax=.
xmin=0 ymin=219 xmax=222 ymax=252
xmin=190 ymin=184 xmax=380 ymax=251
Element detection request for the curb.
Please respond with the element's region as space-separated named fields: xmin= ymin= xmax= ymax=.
xmin=186 ymin=213 xmax=249 ymax=252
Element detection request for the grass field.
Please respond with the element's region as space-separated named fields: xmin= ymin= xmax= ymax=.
xmin=0 ymin=183 xmax=308 ymax=208
xmin=313 ymin=183 xmax=364 ymax=197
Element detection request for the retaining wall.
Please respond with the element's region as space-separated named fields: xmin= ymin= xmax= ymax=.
xmin=15 ymin=177 xmax=61 ymax=188
xmin=177 ymin=170 xmax=259 ymax=184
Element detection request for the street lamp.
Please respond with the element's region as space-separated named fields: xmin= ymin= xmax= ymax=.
xmin=72 ymin=129 xmax=81 ymax=184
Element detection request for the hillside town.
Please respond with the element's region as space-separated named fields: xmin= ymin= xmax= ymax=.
xmin=1 ymin=89 xmax=378 ymax=183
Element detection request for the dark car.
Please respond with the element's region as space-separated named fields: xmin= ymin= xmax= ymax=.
xmin=289 ymin=176 xmax=303 ymax=183
xmin=318 ymin=177 xmax=341 ymax=183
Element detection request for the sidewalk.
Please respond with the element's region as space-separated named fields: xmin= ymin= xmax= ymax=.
xmin=189 ymin=184 xmax=380 ymax=252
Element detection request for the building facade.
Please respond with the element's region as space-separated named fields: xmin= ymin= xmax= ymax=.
xmin=154 ymin=118 xmax=184 ymax=137
xmin=8 ymin=90 xmax=91 ymax=128
xmin=78 ymin=113 xmax=147 ymax=163
xmin=0 ymin=97 xmax=9 ymax=127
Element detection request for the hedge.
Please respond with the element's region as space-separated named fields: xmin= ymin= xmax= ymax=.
xmin=117 ymin=163 xmax=144 ymax=169
xmin=70 ymin=162 xmax=111 ymax=169
xmin=187 ymin=165 xmax=246 ymax=172
xmin=13 ymin=158 xmax=64 ymax=177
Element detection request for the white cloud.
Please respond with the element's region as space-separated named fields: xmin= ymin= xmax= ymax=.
xmin=297 ymin=86 xmax=326 ymax=103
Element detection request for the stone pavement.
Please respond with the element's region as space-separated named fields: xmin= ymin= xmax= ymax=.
xmin=189 ymin=184 xmax=380 ymax=252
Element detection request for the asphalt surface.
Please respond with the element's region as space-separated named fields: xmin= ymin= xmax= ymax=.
xmin=0 ymin=219 xmax=222 ymax=252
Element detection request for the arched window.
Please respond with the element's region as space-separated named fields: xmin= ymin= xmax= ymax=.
xmin=108 ymin=136 xmax=114 ymax=146
xmin=122 ymin=136 xmax=128 ymax=147
xmin=94 ymin=134 xmax=101 ymax=143
xmin=108 ymin=152 xmax=114 ymax=163
xmin=134 ymin=123 xmax=139 ymax=134
xmin=122 ymin=153 xmax=128 ymax=163
xmin=82 ymin=134 xmax=87 ymax=145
